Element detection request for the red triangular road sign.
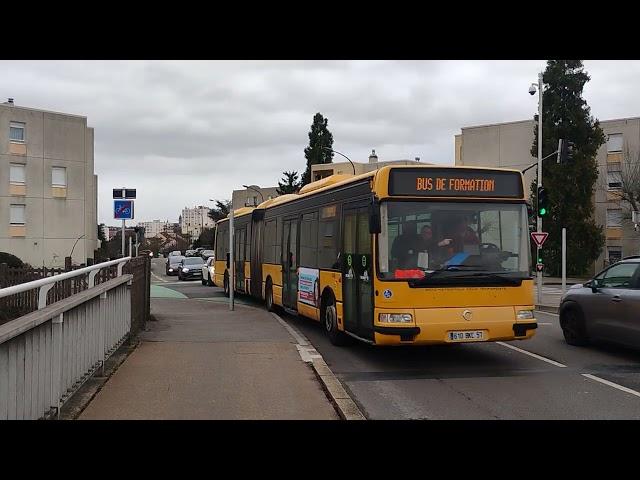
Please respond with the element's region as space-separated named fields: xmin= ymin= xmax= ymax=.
xmin=531 ymin=232 xmax=549 ymax=248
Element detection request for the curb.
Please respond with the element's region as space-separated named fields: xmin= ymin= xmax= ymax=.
xmin=310 ymin=356 xmax=367 ymax=420
xmin=271 ymin=312 xmax=366 ymax=421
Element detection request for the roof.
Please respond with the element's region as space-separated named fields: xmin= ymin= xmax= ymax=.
xmin=0 ymin=102 xmax=88 ymax=120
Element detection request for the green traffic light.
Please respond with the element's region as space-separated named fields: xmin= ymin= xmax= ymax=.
xmin=539 ymin=208 xmax=547 ymax=216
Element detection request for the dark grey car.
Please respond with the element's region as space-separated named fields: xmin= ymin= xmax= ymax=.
xmin=178 ymin=257 xmax=205 ymax=280
xmin=166 ymin=255 xmax=185 ymax=276
xmin=559 ymin=257 xmax=640 ymax=348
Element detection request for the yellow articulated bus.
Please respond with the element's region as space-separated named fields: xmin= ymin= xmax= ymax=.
xmin=214 ymin=165 xmax=536 ymax=346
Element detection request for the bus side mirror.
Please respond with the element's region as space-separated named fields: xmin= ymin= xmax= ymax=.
xmin=226 ymin=252 xmax=230 ymax=268
xmin=369 ymin=197 xmax=381 ymax=234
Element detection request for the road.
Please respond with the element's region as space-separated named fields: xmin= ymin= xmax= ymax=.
xmin=150 ymin=258 xmax=640 ymax=419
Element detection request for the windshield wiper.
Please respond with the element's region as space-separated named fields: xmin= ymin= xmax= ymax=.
xmin=431 ymin=264 xmax=488 ymax=272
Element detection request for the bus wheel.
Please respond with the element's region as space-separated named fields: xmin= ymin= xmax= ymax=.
xmin=265 ymin=280 xmax=276 ymax=312
xmin=323 ymin=295 xmax=350 ymax=346
xmin=223 ymin=272 xmax=230 ymax=297
xmin=561 ymin=307 xmax=589 ymax=346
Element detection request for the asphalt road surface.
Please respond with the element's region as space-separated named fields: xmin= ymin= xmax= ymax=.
xmin=150 ymin=258 xmax=640 ymax=419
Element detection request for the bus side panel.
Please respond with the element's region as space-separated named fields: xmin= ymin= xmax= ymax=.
xmin=336 ymin=301 xmax=344 ymax=331
xmin=244 ymin=261 xmax=251 ymax=293
xmin=262 ymin=263 xmax=283 ymax=306
xmin=298 ymin=303 xmax=319 ymax=322
xmin=319 ymin=271 xmax=342 ymax=303
xmin=214 ymin=260 xmax=227 ymax=288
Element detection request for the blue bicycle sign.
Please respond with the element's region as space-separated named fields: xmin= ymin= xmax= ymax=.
xmin=114 ymin=200 xmax=134 ymax=219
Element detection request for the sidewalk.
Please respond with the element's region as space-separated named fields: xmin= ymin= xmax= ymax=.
xmin=79 ymin=296 xmax=339 ymax=420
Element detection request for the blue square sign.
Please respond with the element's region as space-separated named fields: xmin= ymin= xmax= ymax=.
xmin=114 ymin=200 xmax=134 ymax=219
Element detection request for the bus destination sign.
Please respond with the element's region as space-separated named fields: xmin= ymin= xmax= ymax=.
xmin=389 ymin=168 xmax=523 ymax=198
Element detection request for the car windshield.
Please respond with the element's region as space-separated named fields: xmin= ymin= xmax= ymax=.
xmin=183 ymin=258 xmax=204 ymax=265
xmin=378 ymin=201 xmax=531 ymax=281
xmin=169 ymin=256 xmax=185 ymax=265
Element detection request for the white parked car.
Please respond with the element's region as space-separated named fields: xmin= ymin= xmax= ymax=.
xmin=201 ymin=257 xmax=215 ymax=286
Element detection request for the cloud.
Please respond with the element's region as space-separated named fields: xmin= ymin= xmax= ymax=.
xmin=1 ymin=60 xmax=638 ymax=224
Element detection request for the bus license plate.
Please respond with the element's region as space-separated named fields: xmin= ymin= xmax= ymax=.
xmin=448 ymin=331 xmax=484 ymax=342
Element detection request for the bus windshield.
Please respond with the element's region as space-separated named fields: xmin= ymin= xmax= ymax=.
xmin=378 ymin=201 xmax=531 ymax=281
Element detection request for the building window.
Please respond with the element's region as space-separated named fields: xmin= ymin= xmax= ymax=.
xmin=607 ymin=163 xmax=622 ymax=190
xmin=10 ymin=163 xmax=26 ymax=185
xmin=10 ymin=204 xmax=25 ymax=225
xmin=9 ymin=122 xmax=25 ymax=143
xmin=52 ymin=167 xmax=67 ymax=187
xmin=607 ymin=247 xmax=622 ymax=265
xmin=606 ymin=208 xmax=623 ymax=227
xmin=607 ymin=134 xmax=623 ymax=153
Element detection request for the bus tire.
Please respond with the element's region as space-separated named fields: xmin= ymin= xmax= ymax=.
xmin=560 ymin=306 xmax=589 ymax=346
xmin=265 ymin=279 xmax=276 ymax=312
xmin=223 ymin=272 xmax=230 ymax=297
xmin=322 ymin=294 xmax=350 ymax=346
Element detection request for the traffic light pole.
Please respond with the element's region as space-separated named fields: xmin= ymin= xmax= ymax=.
xmin=537 ymin=72 xmax=543 ymax=306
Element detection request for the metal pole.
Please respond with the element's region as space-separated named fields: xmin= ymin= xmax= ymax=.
xmin=129 ymin=236 xmax=132 ymax=258
xmin=562 ymin=227 xmax=567 ymax=295
xmin=229 ymin=206 xmax=234 ymax=311
xmin=537 ymin=72 xmax=543 ymax=306
xmin=121 ymin=188 xmax=126 ymax=258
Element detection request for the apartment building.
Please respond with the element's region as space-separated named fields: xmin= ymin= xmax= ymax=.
xmin=455 ymin=117 xmax=640 ymax=272
xmin=180 ymin=206 xmax=215 ymax=238
xmin=137 ymin=219 xmax=172 ymax=238
xmin=0 ymin=99 xmax=99 ymax=267
xmin=311 ymin=150 xmax=424 ymax=181
xmin=231 ymin=185 xmax=279 ymax=210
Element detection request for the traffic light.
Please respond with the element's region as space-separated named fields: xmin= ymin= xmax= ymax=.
xmin=558 ymin=139 xmax=575 ymax=164
xmin=537 ymin=186 xmax=548 ymax=217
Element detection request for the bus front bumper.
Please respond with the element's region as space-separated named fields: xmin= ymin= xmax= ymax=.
xmin=373 ymin=306 xmax=537 ymax=346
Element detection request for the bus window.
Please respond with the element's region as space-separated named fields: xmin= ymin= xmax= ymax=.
xmin=380 ymin=201 xmax=529 ymax=280
xmin=318 ymin=204 xmax=340 ymax=270
xmin=300 ymin=212 xmax=318 ymax=268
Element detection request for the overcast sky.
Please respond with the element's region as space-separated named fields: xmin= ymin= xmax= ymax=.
xmin=3 ymin=60 xmax=640 ymax=225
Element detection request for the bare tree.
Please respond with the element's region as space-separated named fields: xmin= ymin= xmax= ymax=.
xmin=603 ymin=149 xmax=640 ymax=217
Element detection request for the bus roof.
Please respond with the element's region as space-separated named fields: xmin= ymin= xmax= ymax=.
xmin=216 ymin=206 xmax=255 ymax=225
xmin=217 ymin=165 xmax=525 ymax=222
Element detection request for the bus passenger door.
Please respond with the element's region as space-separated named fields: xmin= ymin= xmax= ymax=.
xmin=342 ymin=205 xmax=374 ymax=340
xmin=235 ymin=227 xmax=245 ymax=292
xmin=282 ymin=217 xmax=299 ymax=309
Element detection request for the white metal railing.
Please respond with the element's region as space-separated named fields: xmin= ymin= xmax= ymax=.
xmin=0 ymin=257 xmax=133 ymax=420
xmin=0 ymin=257 xmax=131 ymax=310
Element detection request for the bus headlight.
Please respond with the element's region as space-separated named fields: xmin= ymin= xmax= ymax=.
xmin=516 ymin=310 xmax=534 ymax=320
xmin=379 ymin=313 xmax=413 ymax=324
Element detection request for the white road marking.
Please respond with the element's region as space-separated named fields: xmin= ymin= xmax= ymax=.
xmin=496 ymin=341 xmax=567 ymax=368
xmin=582 ymin=374 xmax=640 ymax=399
xmin=151 ymin=271 xmax=168 ymax=283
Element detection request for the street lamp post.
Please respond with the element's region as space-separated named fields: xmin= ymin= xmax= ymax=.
xmin=322 ymin=147 xmax=356 ymax=175
xmin=242 ymin=185 xmax=264 ymax=206
xmin=69 ymin=234 xmax=85 ymax=263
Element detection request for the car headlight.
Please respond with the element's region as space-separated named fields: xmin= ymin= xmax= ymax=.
xmin=168 ymin=268 xmax=173 ymax=272
xmin=516 ymin=310 xmax=534 ymax=320
xmin=379 ymin=313 xmax=413 ymax=323
xmin=183 ymin=268 xmax=189 ymax=273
